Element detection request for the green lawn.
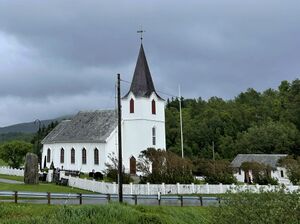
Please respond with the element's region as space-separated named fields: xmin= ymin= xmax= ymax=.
xmin=0 ymin=182 xmax=94 ymax=194
xmin=0 ymin=173 xmax=24 ymax=182
xmin=0 ymin=203 xmax=213 ymax=224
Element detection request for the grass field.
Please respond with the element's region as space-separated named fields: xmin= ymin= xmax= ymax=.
xmin=0 ymin=203 xmax=213 ymax=224
xmin=0 ymin=182 xmax=94 ymax=194
xmin=0 ymin=173 xmax=24 ymax=181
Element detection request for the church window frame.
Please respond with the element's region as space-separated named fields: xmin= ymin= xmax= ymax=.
xmin=152 ymin=99 xmax=156 ymax=114
xmin=94 ymin=148 xmax=99 ymax=165
xmin=47 ymin=148 xmax=51 ymax=163
xmin=82 ymin=148 xmax=87 ymax=165
xmin=130 ymin=98 xmax=134 ymax=113
xmin=71 ymin=148 xmax=75 ymax=164
xmin=60 ymin=148 xmax=64 ymax=164
xmin=152 ymin=126 xmax=156 ymax=146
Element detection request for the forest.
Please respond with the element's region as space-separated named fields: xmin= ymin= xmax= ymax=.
xmin=165 ymin=79 xmax=300 ymax=160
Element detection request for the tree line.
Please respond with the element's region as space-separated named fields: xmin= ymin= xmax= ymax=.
xmin=166 ymin=79 xmax=300 ymax=160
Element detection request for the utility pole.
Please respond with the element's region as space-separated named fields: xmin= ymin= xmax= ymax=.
xmin=178 ymin=85 xmax=184 ymax=158
xmin=212 ymin=141 xmax=215 ymax=174
xmin=117 ymin=74 xmax=123 ymax=203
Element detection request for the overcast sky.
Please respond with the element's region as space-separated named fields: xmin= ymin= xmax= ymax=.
xmin=0 ymin=1 xmax=299 ymax=126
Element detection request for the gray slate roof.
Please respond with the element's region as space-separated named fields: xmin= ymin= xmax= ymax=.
xmin=42 ymin=110 xmax=117 ymax=144
xmin=124 ymin=44 xmax=162 ymax=100
xmin=231 ymin=154 xmax=287 ymax=168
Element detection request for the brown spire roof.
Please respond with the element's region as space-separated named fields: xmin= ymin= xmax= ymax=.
xmin=124 ymin=44 xmax=162 ymax=99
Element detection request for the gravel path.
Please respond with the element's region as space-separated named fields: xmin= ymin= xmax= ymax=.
xmin=0 ymin=178 xmax=23 ymax=184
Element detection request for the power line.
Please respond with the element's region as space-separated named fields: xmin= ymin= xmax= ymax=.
xmin=120 ymin=79 xmax=178 ymax=98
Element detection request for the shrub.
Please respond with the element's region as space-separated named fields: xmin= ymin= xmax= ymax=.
xmin=212 ymin=189 xmax=300 ymax=224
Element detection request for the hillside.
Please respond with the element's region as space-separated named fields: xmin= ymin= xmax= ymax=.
xmin=0 ymin=115 xmax=73 ymax=134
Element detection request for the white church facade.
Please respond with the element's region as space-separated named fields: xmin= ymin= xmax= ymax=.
xmin=41 ymin=44 xmax=166 ymax=174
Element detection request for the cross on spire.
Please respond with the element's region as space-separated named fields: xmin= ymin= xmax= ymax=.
xmin=137 ymin=27 xmax=146 ymax=42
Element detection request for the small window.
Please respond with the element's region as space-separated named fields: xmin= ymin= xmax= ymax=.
xmin=238 ymin=168 xmax=241 ymax=175
xmin=47 ymin=148 xmax=51 ymax=163
xmin=280 ymin=170 xmax=284 ymax=178
xmin=60 ymin=148 xmax=64 ymax=163
xmin=130 ymin=98 xmax=134 ymax=113
xmin=152 ymin=99 xmax=156 ymax=114
xmin=152 ymin=127 xmax=156 ymax=145
xmin=94 ymin=148 xmax=99 ymax=165
xmin=82 ymin=148 xmax=87 ymax=164
xmin=130 ymin=156 xmax=136 ymax=175
xmin=71 ymin=148 xmax=75 ymax=164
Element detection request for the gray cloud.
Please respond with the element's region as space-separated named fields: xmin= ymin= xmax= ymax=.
xmin=0 ymin=0 xmax=299 ymax=126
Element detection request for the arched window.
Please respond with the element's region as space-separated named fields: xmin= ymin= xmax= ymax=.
xmin=47 ymin=148 xmax=51 ymax=163
xmin=94 ymin=148 xmax=99 ymax=165
xmin=152 ymin=99 xmax=156 ymax=114
xmin=130 ymin=98 xmax=134 ymax=113
xmin=152 ymin=127 xmax=156 ymax=145
xmin=130 ymin=156 xmax=136 ymax=175
xmin=82 ymin=148 xmax=87 ymax=164
xmin=60 ymin=148 xmax=64 ymax=163
xmin=71 ymin=148 xmax=75 ymax=164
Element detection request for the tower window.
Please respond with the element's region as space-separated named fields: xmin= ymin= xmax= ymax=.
xmin=71 ymin=148 xmax=75 ymax=164
xmin=82 ymin=148 xmax=87 ymax=164
xmin=152 ymin=99 xmax=156 ymax=114
xmin=152 ymin=127 xmax=156 ymax=145
xmin=130 ymin=98 xmax=134 ymax=113
xmin=280 ymin=170 xmax=284 ymax=177
xmin=60 ymin=148 xmax=64 ymax=163
xmin=47 ymin=148 xmax=51 ymax=163
xmin=94 ymin=148 xmax=99 ymax=165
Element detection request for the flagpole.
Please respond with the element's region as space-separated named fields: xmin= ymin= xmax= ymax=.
xmin=179 ymin=85 xmax=184 ymax=158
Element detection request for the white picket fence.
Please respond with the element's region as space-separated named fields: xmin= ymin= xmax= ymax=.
xmin=61 ymin=172 xmax=299 ymax=195
xmin=0 ymin=166 xmax=24 ymax=176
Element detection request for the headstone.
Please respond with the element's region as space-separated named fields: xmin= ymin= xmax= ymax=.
xmin=24 ymin=153 xmax=39 ymax=184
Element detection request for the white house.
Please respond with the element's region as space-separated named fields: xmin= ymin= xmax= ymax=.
xmin=231 ymin=154 xmax=291 ymax=185
xmin=41 ymin=44 xmax=166 ymax=174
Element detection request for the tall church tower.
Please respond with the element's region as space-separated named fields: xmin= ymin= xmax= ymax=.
xmin=122 ymin=44 xmax=166 ymax=174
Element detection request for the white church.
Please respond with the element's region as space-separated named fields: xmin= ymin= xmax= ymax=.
xmin=41 ymin=44 xmax=166 ymax=174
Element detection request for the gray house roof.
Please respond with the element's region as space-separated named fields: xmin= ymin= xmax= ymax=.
xmin=231 ymin=154 xmax=288 ymax=168
xmin=124 ymin=44 xmax=163 ymax=100
xmin=42 ymin=110 xmax=117 ymax=144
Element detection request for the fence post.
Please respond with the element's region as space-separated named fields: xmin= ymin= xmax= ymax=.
xmin=180 ymin=195 xmax=183 ymax=207
xmin=177 ymin=183 xmax=180 ymax=194
xmin=134 ymin=195 xmax=137 ymax=205
xmin=219 ymin=183 xmax=223 ymax=194
xmin=199 ymin=196 xmax=203 ymax=206
xmin=206 ymin=183 xmax=209 ymax=194
xmin=47 ymin=192 xmax=51 ymax=205
xmin=107 ymin=194 xmax=111 ymax=203
xmin=147 ymin=182 xmax=150 ymax=195
xmin=14 ymin=191 xmax=18 ymax=203
xmin=158 ymin=191 xmax=161 ymax=206
xmin=79 ymin=193 xmax=82 ymax=205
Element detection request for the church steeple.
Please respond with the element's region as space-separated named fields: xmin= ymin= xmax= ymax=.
xmin=126 ymin=44 xmax=159 ymax=98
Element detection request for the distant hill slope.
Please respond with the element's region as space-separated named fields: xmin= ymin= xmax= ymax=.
xmin=0 ymin=115 xmax=73 ymax=134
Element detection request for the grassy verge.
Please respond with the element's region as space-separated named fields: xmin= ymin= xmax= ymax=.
xmin=0 ymin=203 xmax=213 ymax=224
xmin=0 ymin=182 xmax=94 ymax=194
xmin=0 ymin=174 xmax=24 ymax=182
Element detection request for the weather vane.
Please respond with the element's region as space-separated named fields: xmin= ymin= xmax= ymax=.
xmin=137 ymin=26 xmax=146 ymax=42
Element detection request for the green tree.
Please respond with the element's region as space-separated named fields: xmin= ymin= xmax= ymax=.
xmin=137 ymin=148 xmax=194 ymax=184
xmin=0 ymin=140 xmax=33 ymax=168
xmin=234 ymin=121 xmax=300 ymax=155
